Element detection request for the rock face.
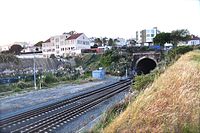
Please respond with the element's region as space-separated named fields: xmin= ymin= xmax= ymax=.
xmin=0 ymin=58 xmax=72 ymax=75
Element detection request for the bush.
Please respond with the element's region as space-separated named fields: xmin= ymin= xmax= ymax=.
xmin=44 ymin=73 xmax=58 ymax=84
xmin=0 ymin=85 xmax=13 ymax=92
xmin=166 ymin=46 xmax=193 ymax=62
xmin=81 ymin=71 xmax=91 ymax=79
xmin=59 ymin=76 xmax=68 ymax=81
xmin=17 ymin=81 xmax=32 ymax=89
xmin=0 ymin=53 xmax=20 ymax=64
xmin=13 ymin=87 xmax=22 ymax=92
xmin=133 ymin=73 xmax=155 ymax=91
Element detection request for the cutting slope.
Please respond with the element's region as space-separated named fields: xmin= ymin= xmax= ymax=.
xmin=104 ymin=51 xmax=200 ymax=133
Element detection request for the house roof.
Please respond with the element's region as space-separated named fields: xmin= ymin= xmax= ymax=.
xmin=190 ymin=37 xmax=200 ymax=40
xmin=44 ymin=38 xmax=50 ymax=43
xmin=66 ymin=33 xmax=83 ymax=40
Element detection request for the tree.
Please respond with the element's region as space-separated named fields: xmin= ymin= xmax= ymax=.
xmin=153 ymin=32 xmax=171 ymax=47
xmin=153 ymin=32 xmax=171 ymax=59
xmin=34 ymin=41 xmax=44 ymax=47
xmin=50 ymin=54 xmax=56 ymax=59
xmin=108 ymin=38 xmax=114 ymax=46
xmin=127 ymin=39 xmax=137 ymax=46
xmin=35 ymin=47 xmax=39 ymax=51
xmin=68 ymin=31 xmax=77 ymax=35
xmin=94 ymin=38 xmax=103 ymax=46
xmin=102 ymin=37 xmax=108 ymax=46
xmin=113 ymin=39 xmax=119 ymax=47
xmin=170 ymin=29 xmax=191 ymax=47
xmin=9 ymin=44 xmax=23 ymax=55
xmin=91 ymin=44 xmax=98 ymax=48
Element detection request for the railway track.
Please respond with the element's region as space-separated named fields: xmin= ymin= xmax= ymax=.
xmin=0 ymin=78 xmax=132 ymax=133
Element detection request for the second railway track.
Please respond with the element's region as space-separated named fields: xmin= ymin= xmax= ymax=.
xmin=0 ymin=78 xmax=132 ymax=133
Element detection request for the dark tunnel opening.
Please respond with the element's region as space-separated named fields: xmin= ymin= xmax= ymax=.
xmin=136 ymin=58 xmax=157 ymax=75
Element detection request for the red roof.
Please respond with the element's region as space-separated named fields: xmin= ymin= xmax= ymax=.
xmin=44 ymin=38 xmax=50 ymax=43
xmin=66 ymin=33 xmax=83 ymax=40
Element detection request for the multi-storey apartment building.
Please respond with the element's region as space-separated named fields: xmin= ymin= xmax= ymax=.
xmin=42 ymin=33 xmax=90 ymax=58
xmin=136 ymin=27 xmax=160 ymax=46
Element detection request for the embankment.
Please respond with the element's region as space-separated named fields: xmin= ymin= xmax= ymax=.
xmin=104 ymin=50 xmax=200 ymax=132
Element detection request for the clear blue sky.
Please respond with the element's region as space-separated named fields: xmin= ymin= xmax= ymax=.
xmin=0 ymin=0 xmax=200 ymax=46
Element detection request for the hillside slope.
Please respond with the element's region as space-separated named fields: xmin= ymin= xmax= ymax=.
xmin=104 ymin=51 xmax=200 ymax=133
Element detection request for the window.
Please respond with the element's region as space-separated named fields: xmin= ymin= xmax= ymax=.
xmin=56 ymin=45 xmax=59 ymax=49
xmin=77 ymin=40 xmax=82 ymax=44
xmin=151 ymin=34 xmax=154 ymax=37
xmin=55 ymin=38 xmax=59 ymax=42
xmin=47 ymin=49 xmax=51 ymax=52
xmin=146 ymin=34 xmax=150 ymax=37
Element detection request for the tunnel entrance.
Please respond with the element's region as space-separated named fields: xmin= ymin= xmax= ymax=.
xmin=136 ymin=58 xmax=157 ymax=75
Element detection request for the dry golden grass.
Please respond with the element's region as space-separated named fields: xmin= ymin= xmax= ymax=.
xmin=104 ymin=51 xmax=200 ymax=133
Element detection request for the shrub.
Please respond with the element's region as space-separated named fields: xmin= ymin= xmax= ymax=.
xmin=0 ymin=53 xmax=20 ymax=64
xmin=81 ymin=71 xmax=91 ymax=79
xmin=133 ymin=73 xmax=155 ymax=91
xmin=0 ymin=85 xmax=13 ymax=92
xmin=17 ymin=81 xmax=32 ymax=89
xmin=166 ymin=46 xmax=193 ymax=62
xmin=13 ymin=87 xmax=21 ymax=92
xmin=59 ymin=76 xmax=68 ymax=81
xmin=44 ymin=73 xmax=58 ymax=84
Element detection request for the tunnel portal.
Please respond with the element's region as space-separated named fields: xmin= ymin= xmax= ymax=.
xmin=136 ymin=58 xmax=157 ymax=75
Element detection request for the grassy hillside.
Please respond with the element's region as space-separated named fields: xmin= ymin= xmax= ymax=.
xmin=104 ymin=50 xmax=200 ymax=133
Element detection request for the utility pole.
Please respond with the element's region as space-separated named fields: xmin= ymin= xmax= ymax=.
xmin=33 ymin=52 xmax=37 ymax=90
xmin=126 ymin=68 xmax=128 ymax=78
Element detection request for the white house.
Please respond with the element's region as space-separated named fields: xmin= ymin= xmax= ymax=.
xmin=187 ymin=35 xmax=200 ymax=45
xmin=42 ymin=33 xmax=90 ymax=58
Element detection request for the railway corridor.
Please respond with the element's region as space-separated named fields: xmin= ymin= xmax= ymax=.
xmin=0 ymin=79 xmax=132 ymax=133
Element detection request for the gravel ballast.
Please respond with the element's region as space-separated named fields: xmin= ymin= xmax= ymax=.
xmin=0 ymin=77 xmax=119 ymax=119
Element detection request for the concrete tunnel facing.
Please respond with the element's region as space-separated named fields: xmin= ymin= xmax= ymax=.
xmin=135 ymin=57 xmax=157 ymax=75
